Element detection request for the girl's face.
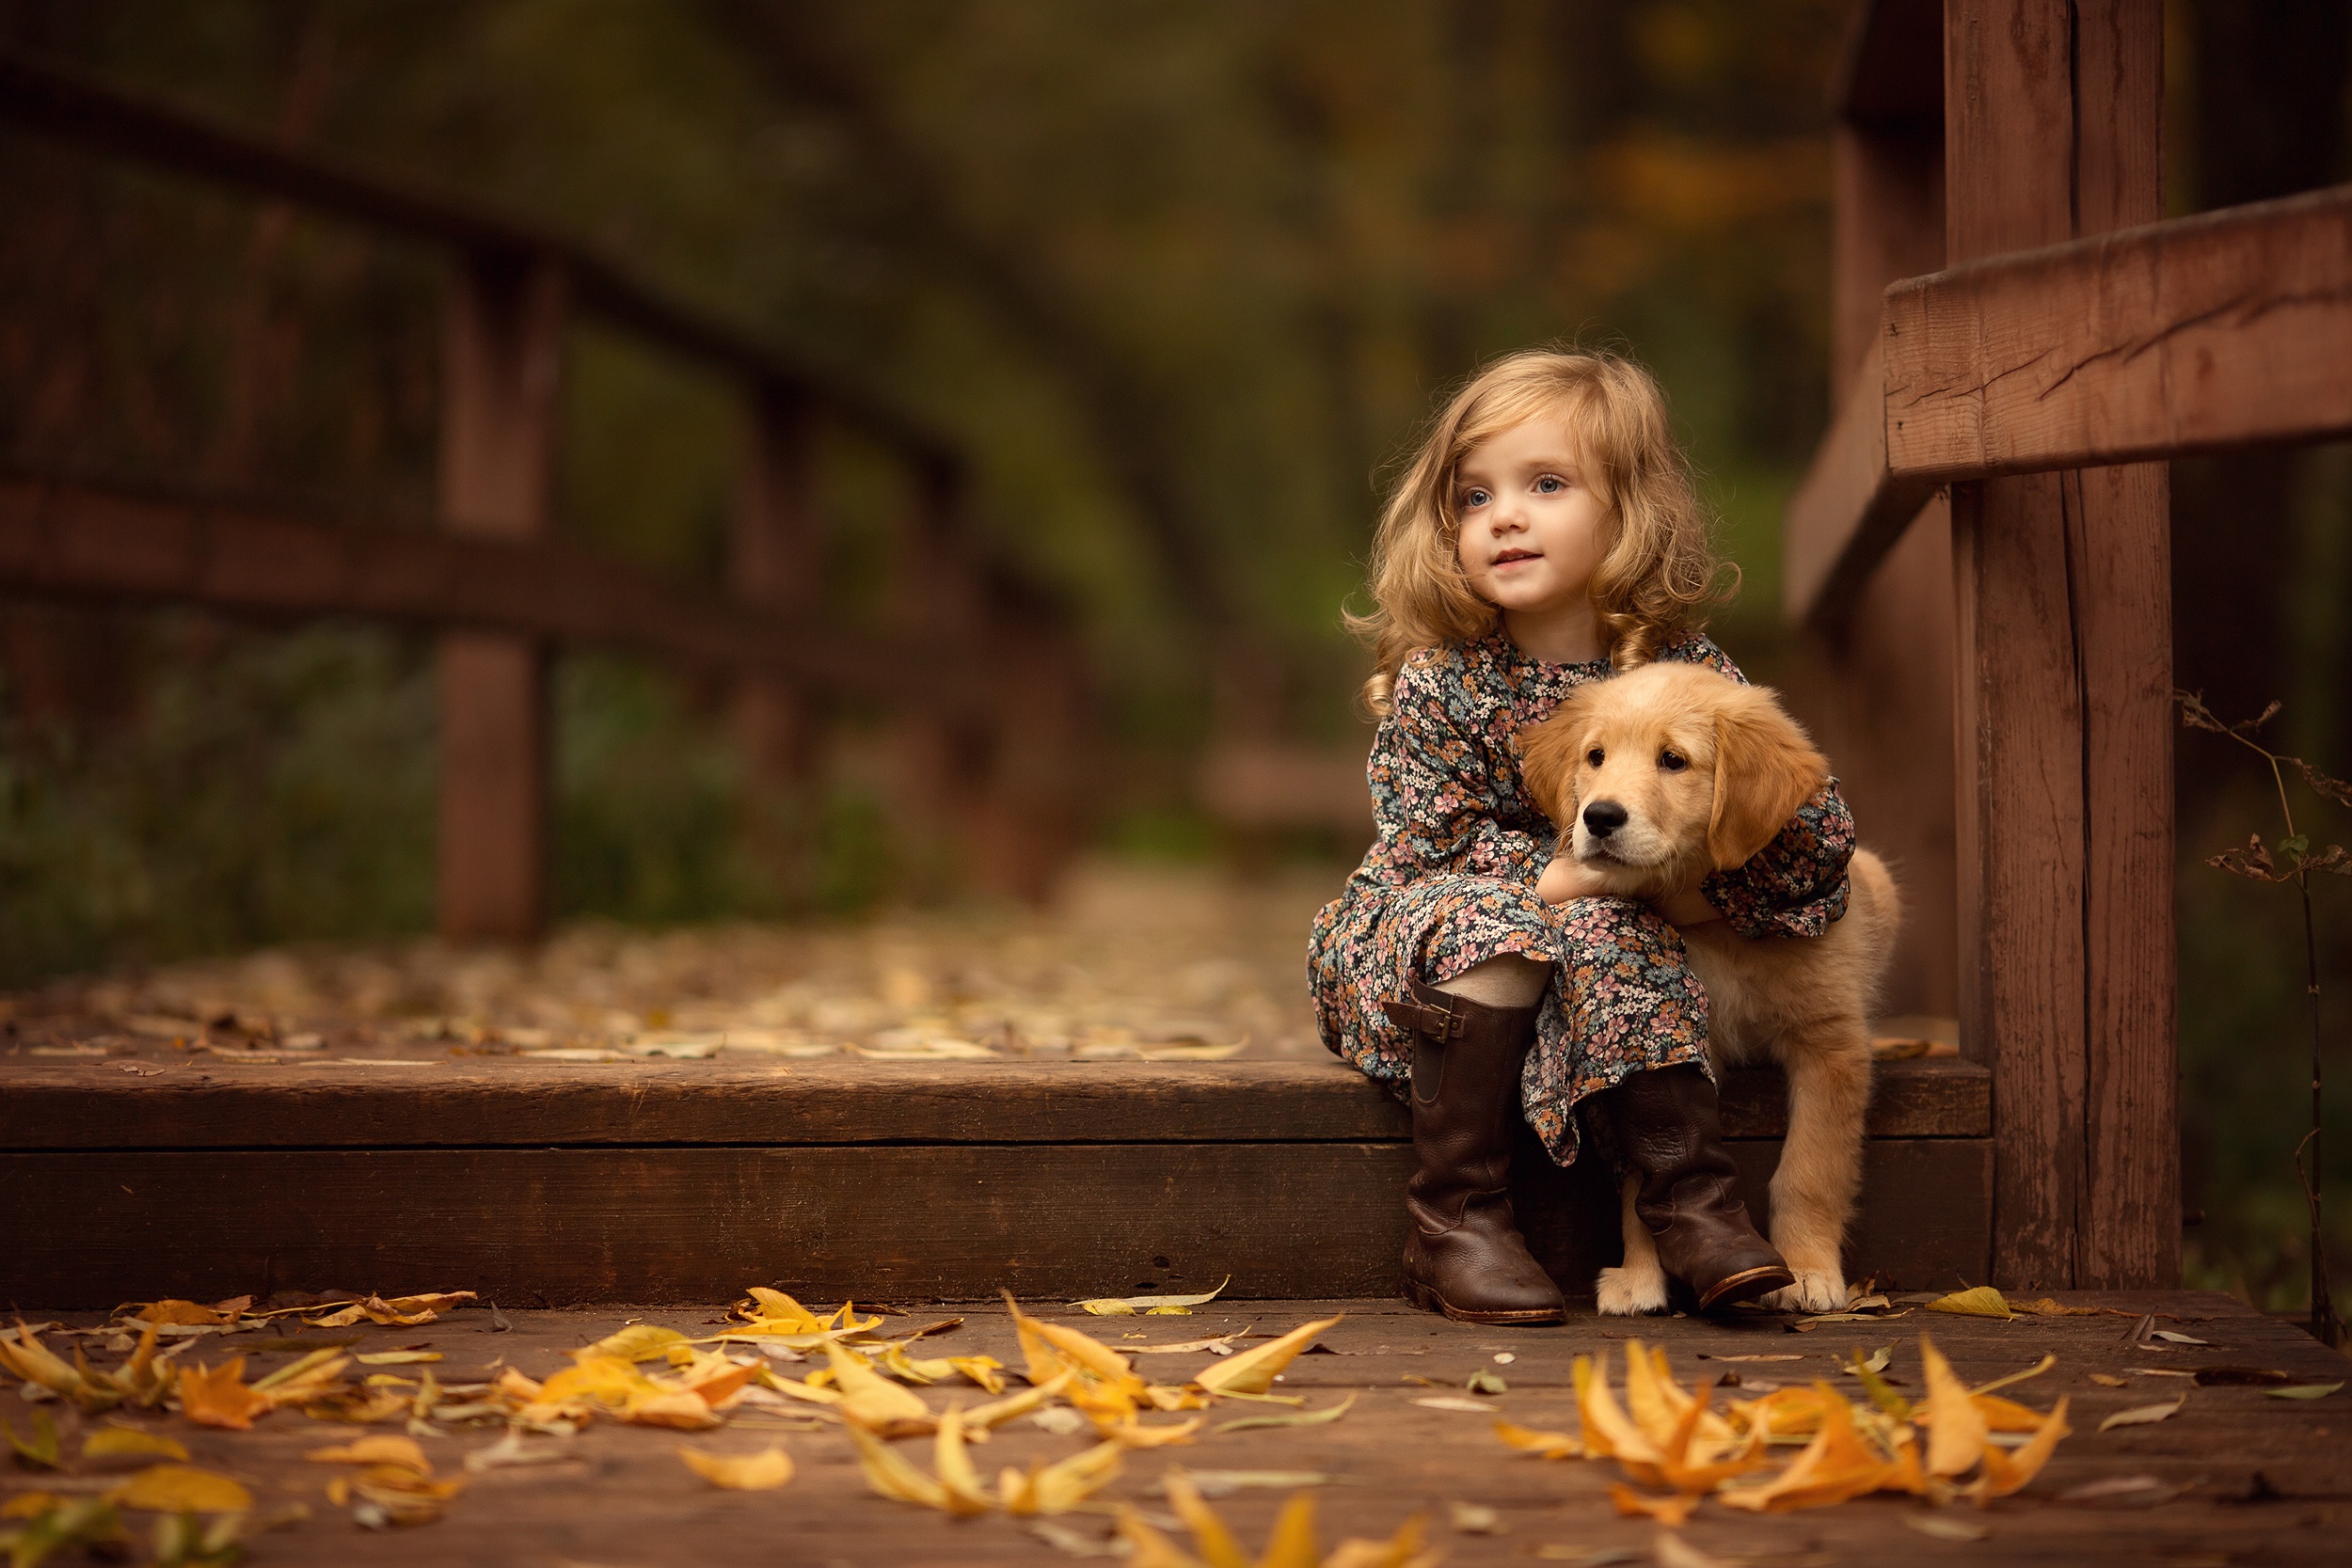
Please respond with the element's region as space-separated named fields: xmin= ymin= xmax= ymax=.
xmin=1453 ymin=416 xmax=1610 ymax=619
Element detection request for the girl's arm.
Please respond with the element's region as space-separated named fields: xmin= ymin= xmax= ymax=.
xmin=1698 ymin=780 xmax=1858 ymax=939
xmin=1374 ymin=656 xmax=1548 ymax=883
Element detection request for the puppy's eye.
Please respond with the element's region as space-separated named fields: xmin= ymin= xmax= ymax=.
xmin=1585 ymin=748 xmax=1605 ymax=768
xmin=1658 ymin=750 xmax=1688 ymax=772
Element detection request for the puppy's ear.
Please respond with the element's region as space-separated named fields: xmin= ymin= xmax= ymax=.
xmin=1707 ymin=685 xmax=1830 ymax=870
xmin=1515 ymin=686 xmax=1598 ymax=829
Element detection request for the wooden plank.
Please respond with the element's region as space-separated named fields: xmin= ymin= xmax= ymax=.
xmin=0 ymin=474 xmax=978 ymax=699
xmin=0 ymin=1295 xmax=2341 ymax=1565
xmin=436 ymin=256 xmax=564 ymax=943
xmin=0 ymin=1145 xmax=1421 ymax=1306
xmin=0 ymin=1137 xmax=1990 ymax=1307
xmin=0 ymin=1056 xmax=1994 ymax=1151
xmin=1782 ymin=338 xmax=1940 ymax=627
xmin=1885 ymin=184 xmax=2352 ymax=483
xmin=0 ymin=47 xmax=955 ymax=467
xmin=2064 ymin=1 xmax=2176 ymax=1291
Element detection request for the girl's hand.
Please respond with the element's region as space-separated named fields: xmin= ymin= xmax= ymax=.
xmin=1536 ymin=855 xmax=1613 ymax=905
xmin=1651 ymin=887 xmax=1724 ymax=930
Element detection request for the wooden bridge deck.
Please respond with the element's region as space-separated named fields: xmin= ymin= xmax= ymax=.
xmin=1 ymin=1293 xmax=2342 ymax=1565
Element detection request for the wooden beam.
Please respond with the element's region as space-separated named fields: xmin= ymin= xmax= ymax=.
xmin=1832 ymin=0 xmax=1943 ymax=132
xmin=0 ymin=46 xmax=955 ymax=467
xmin=1947 ymin=0 xmax=2174 ymax=1292
xmin=1782 ymin=339 xmax=1940 ymax=627
xmin=1886 ymin=183 xmax=2352 ymax=481
xmin=0 ymin=474 xmax=944 ymax=694
xmin=1794 ymin=186 xmax=2352 ymax=626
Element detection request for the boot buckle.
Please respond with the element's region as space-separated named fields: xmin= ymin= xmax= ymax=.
xmin=1382 ymin=996 xmax=1466 ymax=1040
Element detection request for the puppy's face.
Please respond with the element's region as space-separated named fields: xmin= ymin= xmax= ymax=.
xmin=1517 ymin=662 xmax=1828 ymax=896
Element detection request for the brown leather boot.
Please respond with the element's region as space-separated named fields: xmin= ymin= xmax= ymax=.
xmin=1383 ymin=980 xmax=1567 ymax=1324
xmin=1601 ymin=1064 xmax=1794 ymax=1310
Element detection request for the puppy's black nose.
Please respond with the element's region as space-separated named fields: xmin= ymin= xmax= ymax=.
xmin=1581 ymin=800 xmax=1628 ymax=836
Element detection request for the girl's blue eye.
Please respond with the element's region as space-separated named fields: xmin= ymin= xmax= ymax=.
xmin=1536 ymin=476 xmax=1563 ymax=494
xmin=1463 ymin=488 xmax=1489 ymax=508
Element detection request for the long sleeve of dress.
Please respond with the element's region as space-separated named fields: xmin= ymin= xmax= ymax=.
xmin=1699 ymin=780 xmax=1857 ymax=939
xmin=1370 ymin=655 xmax=1550 ymax=886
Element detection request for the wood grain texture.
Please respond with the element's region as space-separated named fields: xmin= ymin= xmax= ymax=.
xmin=2070 ymin=460 xmax=2180 ymax=1287
xmin=1953 ymin=474 xmax=2088 ymax=1289
xmin=1885 ymin=185 xmax=2352 ymax=482
xmin=0 ymin=1137 xmax=1992 ymax=1307
xmin=0 ymin=1056 xmax=1994 ymax=1151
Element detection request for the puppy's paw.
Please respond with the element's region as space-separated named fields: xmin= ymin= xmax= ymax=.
xmin=1596 ymin=1263 xmax=1669 ymax=1317
xmin=1756 ymin=1270 xmax=1849 ymax=1314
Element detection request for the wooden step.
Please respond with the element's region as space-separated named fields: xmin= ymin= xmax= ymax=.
xmin=0 ymin=1055 xmax=1989 ymax=1307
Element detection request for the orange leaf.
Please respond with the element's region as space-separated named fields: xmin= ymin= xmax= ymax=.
xmin=1611 ymin=1482 xmax=1699 ymax=1527
xmin=178 ymin=1359 xmax=271 ymax=1431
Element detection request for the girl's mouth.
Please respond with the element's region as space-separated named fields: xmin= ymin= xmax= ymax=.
xmin=1493 ymin=548 xmax=1539 ymax=564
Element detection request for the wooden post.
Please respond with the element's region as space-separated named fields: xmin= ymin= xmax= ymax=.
xmin=1946 ymin=0 xmax=2175 ymax=1289
xmin=436 ymin=252 xmax=564 ymax=944
xmin=731 ymin=384 xmax=821 ymax=787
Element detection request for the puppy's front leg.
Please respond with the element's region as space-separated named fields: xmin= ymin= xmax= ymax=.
xmin=1596 ymin=1172 xmax=1670 ymax=1315
xmin=1756 ymin=1025 xmax=1871 ymax=1313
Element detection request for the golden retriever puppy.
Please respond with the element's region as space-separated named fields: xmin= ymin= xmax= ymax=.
xmin=1518 ymin=662 xmax=1899 ymax=1314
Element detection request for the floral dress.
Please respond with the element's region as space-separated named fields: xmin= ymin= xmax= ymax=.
xmin=1308 ymin=630 xmax=1856 ymax=1166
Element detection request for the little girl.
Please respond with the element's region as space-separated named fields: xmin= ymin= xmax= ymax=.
xmin=1310 ymin=350 xmax=1855 ymax=1324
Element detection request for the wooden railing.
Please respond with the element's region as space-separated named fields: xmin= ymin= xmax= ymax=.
xmin=1786 ymin=0 xmax=2352 ymax=1291
xmin=0 ymin=50 xmax=1087 ymax=938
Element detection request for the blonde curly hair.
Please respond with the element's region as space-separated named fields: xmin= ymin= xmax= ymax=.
xmin=1349 ymin=348 xmax=1732 ymax=716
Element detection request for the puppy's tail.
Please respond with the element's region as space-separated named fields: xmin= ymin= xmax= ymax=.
xmin=1847 ymin=848 xmax=1902 ymax=974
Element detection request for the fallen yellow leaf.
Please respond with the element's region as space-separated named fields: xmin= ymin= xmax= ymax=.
xmin=1003 ymin=1441 xmax=1124 ymax=1516
xmin=847 ymin=1421 xmax=951 ymax=1510
xmin=677 ymin=1445 xmax=794 ymax=1491
xmin=1494 ymin=1419 xmax=1578 ymax=1460
xmin=1925 ymin=1286 xmax=2013 ymax=1320
xmin=1192 ymin=1317 xmax=1343 ymax=1398
xmin=125 ymin=1300 xmax=236 ymax=1327
xmin=1101 ymin=1416 xmax=1207 ymax=1447
xmin=82 ymin=1427 xmax=187 ymax=1463
xmin=1917 ymin=1337 xmax=1990 ymax=1478
xmin=580 ymin=1324 xmax=689 ymax=1364
xmin=354 ymin=1351 xmax=442 ymax=1366
xmin=932 ymin=1407 xmax=993 ymax=1515
xmin=1718 ymin=1388 xmax=1903 ymax=1513
xmin=620 ymin=1389 xmax=726 ymax=1431
xmin=1076 ymin=1278 xmax=1231 ymax=1316
xmin=113 ymin=1464 xmax=253 ymax=1513
xmin=2097 ymin=1394 xmax=2185 ymax=1433
xmin=947 ymin=1355 xmax=1008 ymax=1394
xmin=307 ymin=1435 xmax=430 ymax=1473
xmin=1973 ymin=1396 xmax=2071 ymax=1501
xmin=1610 ymin=1482 xmax=1699 ymax=1527
xmin=1163 ymin=1467 xmax=1251 ymax=1568
xmin=177 ymin=1359 xmax=272 ymax=1430
xmin=964 ymin=1370 xmax=1073 ymax=1430
xmin=1118 ymin=1503 xmax=1210 ymax=1568
xmin=827 ymin=1343 xmax=934 ymax=1433
xmin=1572 ymin=1352 xmax=1661 ymax=1465
xmin=1256 ymin=1491 xmax=1320 ymax=1568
